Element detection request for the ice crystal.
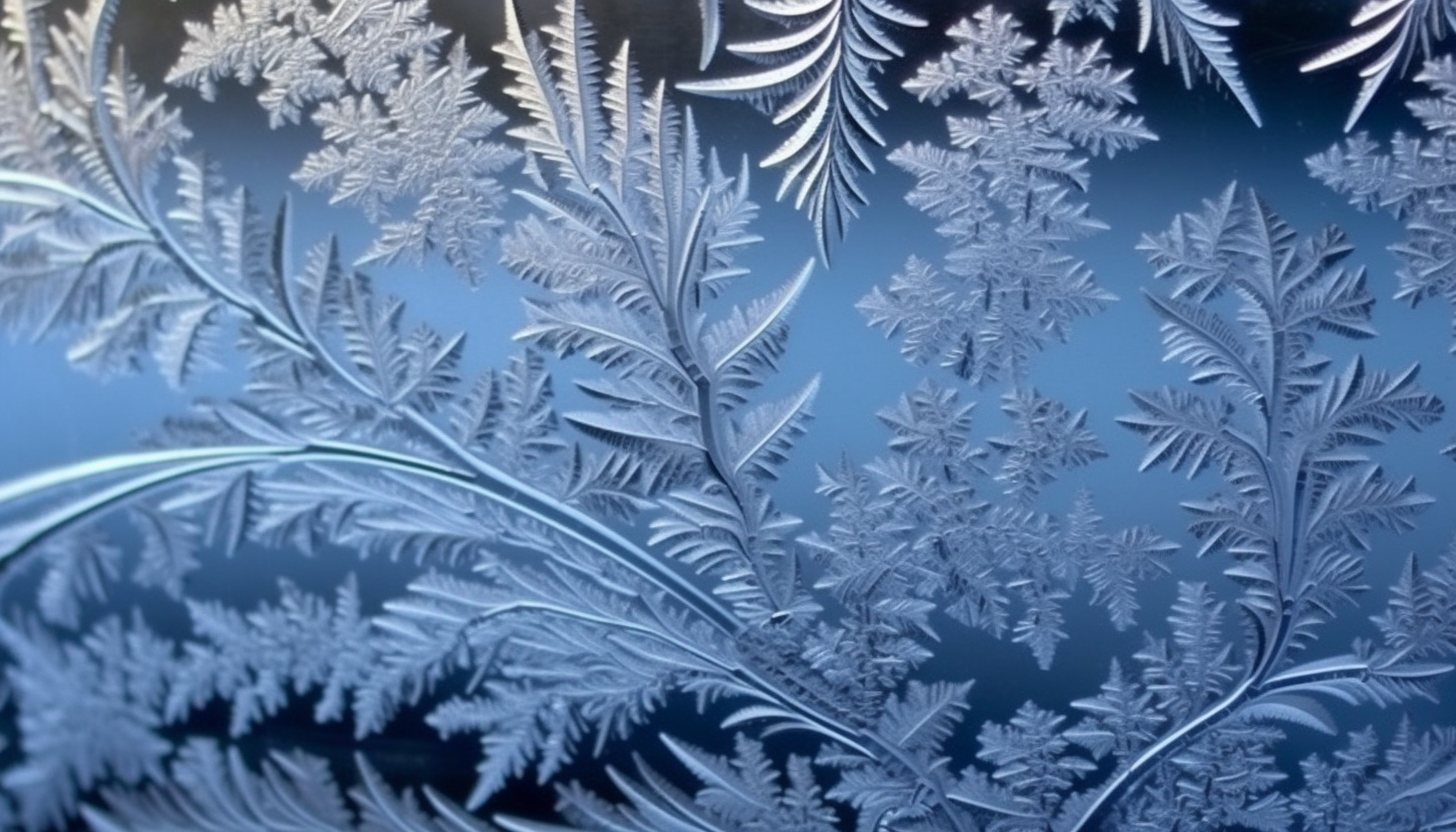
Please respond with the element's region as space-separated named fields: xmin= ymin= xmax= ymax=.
xmin=861 ymin=7 xmax=1152 ymax=386
xmin=1052 ymin=0 xmax=1261 ymax=126
xmin=1311 ymin=55 xmax=1456 ymax=359
xmin=169 ymin=0 xmax=518 ymax=282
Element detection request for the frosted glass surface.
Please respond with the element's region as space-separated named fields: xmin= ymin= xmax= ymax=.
xmin=1 ymin=1 xmax=1455 ymax=830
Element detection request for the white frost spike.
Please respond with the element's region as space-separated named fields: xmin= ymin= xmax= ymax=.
xmin=1138 ymin=0 xmax=1262 ymax=126
xmin=1301 ymin=0 xmax=1454 ymax=131
xmin=730 ymin=376 xmax=821 ymax=480
xmin=698 ymin=0 xmax=722 ymax=70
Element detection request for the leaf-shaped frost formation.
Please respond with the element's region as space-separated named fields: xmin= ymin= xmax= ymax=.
xmin=680 ymin=0 xmax=927 ymax=258
xmin=1291 ymin=721 xmax=1456 ymax=831
xmin=1127 ymin=184 xmax=1443 ymax=645
xmin=1050 ymin=0 xmax=1259 ymax=124
xmin=877 ymin=680 xmax=973 ymax=758
xmin=1135 ymin=0 xmax=1261 ymax=125
xmin=1067 ymin=659 xmax=1165 ymax=761
xmin=976 ymin=702 xmax=1096 ymax=817
xmin=166 ymin=575 xmax=375 ymax=737
xmin=1056 ymin=184 xmax=1453 ymax=832
xmin=30 ymin=531 xmax=119 ymax=629
xmin=499 ymin=0 xmax=819 ymax=622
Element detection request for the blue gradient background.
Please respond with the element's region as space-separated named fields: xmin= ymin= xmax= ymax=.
xmin=2 ymin=0 xmax=1455 ymax=818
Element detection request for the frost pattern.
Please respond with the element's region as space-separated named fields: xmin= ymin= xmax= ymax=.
xmin=0 ymin=1 xmax=1453 ymax=832
xmin=1097 ymin=184 xmax=1452 ymax=831
xmin=1302 ymin=0 xmax=1456 ymax=131
xmin=1053 ymin=0 xmax=1260 ymax=125
xmin=168 ymin=0 xmax=519 ymax=282
xmin=0 ymin=616 xmax=173 ymax=830
xmin=861 ymin=7 xmax=1154 ymax=386
xmin=497 ymin=0 xmax=821 ymax=620
xmin=682 ymin=0 xmax=927 ymax=258
xmin=803 ymin=383 xmax=1174 ymax=674
xmin=83 ymin=739 xmax=492 ymax=832
xmin=1310 ymin=56 xmax=1456 ymax=367
xmin=685 ymin=0 xmax=1258 ymax=258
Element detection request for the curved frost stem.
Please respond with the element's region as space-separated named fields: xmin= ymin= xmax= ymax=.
xmin=1261 ymin=658 xmax=1371 ymax=690
xmin=0 ymin=170 xmax=147 ymax=231
xmin=1064 ymin=650 xmax=1437 ymax=832
xmin=445 ymin=598 xmax=871 ymax=752
xmin=453 ymin=600 xmax=741 ymax=674
xmin=0 ymin=439 xmax=742 ymax=636
xmin=0 ymin=449 xmax=868 ymax=756
xmin=0 ymin=445 xmax=289 ymax=505
xmin=81 ymin=0 xmax=311 ymax=356
xmin=0 ymin=448 xmax=295 ymax=567
xmin=1062 ymin=674 xmax=1259 ymax=832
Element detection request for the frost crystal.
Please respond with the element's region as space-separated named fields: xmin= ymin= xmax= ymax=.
xmin=862 ymin=7 xmax=1152 ymax=386
xmin=683 ymin=0 xmax=927 ymax=258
